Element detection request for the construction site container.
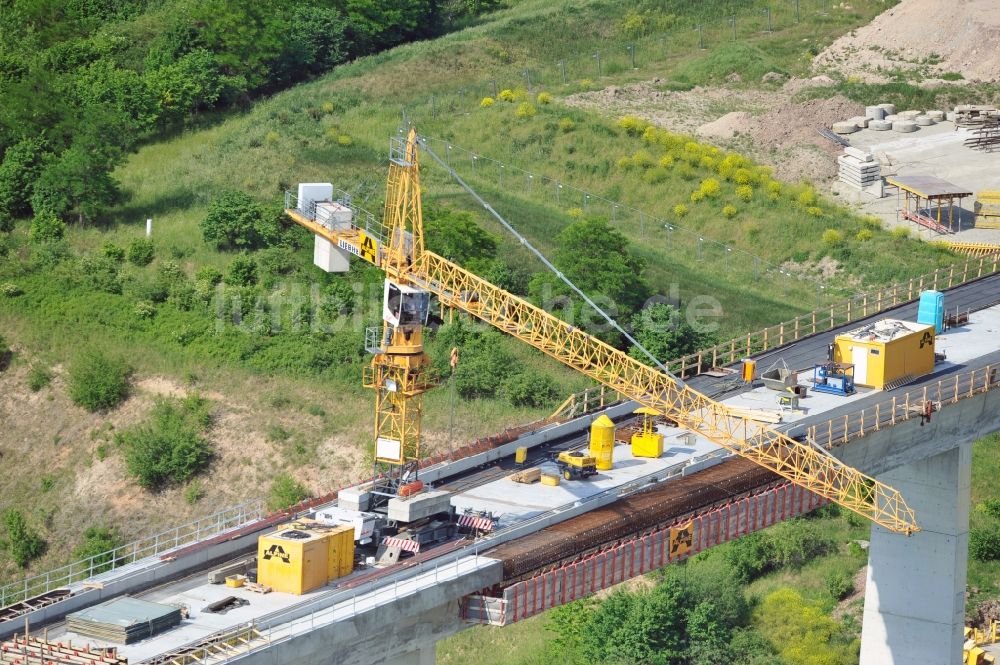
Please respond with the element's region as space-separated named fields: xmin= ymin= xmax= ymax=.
xmin=326 ymin=525 xmax=355 ymax=581
xmin=917 ymin=290 xmax=945 ymax=333
xmin=631 ymin=431 xmax=664 ymax=458
xmin=833 ymin=318 xmax=935 ymax=389
xmin=741 ymin=358 xmax=756 ymax=382
xmin=258 ymin=527 xmax=331 ymax=595
xmin=515 ymin=446 xmax=527 ymax=464
xmin=589 ymin=415 xmax=615 ymax=470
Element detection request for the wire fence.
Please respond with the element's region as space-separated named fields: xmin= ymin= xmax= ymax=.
xmin=0 ymin=499 xmax=266 ymax=609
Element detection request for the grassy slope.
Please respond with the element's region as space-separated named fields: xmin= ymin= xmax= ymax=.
xmin=0 ymin=0 xmax=985 ymax=582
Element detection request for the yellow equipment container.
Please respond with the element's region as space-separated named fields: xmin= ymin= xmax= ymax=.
xmin=515 ymin=446 xmax=528 ymax=464
xmin=325 ymin=524 xmax=356 ymax=581
xmin=741 ymin=358 xmax=756 ymax=382
xmin=631 ymin=407 xmax=664 ymax=458
xmin=257 ymin=526 xmax=332 ymax=595
xmin=540 ymin=473 xmax=560 ymax=486
xmin=589 ymin=414 xmax=615 ymax=470
xmin=833 ymin=318 xmax=935 ymax=389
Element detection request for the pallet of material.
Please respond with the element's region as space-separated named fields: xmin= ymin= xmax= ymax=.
xmin=509 ymin=468 xmax=541 ymax=484
xmin=66 ymin=597 xmax=181 ymax=644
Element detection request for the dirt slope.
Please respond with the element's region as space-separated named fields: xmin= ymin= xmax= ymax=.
xmin=813 ymin=0 xmax=1000 ymax=82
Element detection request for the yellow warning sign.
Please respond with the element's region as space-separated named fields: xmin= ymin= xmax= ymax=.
xmin=358 ymin=230 xmax=378 ymax=264
xmin=337 ymin=231 xmax=379 ymax=265
xmin=669 ymin=522 xmax=693 ymax=559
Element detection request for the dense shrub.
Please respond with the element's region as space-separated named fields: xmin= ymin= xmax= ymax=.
xmin=29 ymin=211 xmax=66 ymax=243
xmin=500 ymin=371 xmax=558 ymax=408
xmin=269 ymin=473 xmax=309 ymax=510
xmin=558 ymin=117 xmax=575 ymax=132
xmin=126 ymin=238 xmax=155 ymax=266
xmin=822 ymin=229 xmax=845 ymax=247
xmin=479 ymin=96 xmax=494 ymax=107
xmin=68 ymin=350 xmax=129 ymax=411
xmin=118 ymin=397 xmax=214 ymax=490
xmin=970 ymin=528 xmax=1000 ymax=562
xmin=515 ymin=102 xmax=536 ymax=118
xmin=722 ymin=204 xmax=738 ymax=218
xmin=825 ymin=570 xmax=854 ymax=600
xmin=72 ymin=527 xmax=120 ymax=573
xmin=536 ymin=91 xmax=552 ymax=104
xmin=225 ymin=255 xmax=258 ymax=286
xmin=2 ymin=509 xmax=46 ymax=568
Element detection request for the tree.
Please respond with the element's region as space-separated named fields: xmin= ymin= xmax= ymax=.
xmin=2 ymin=509 xmax=46 ymax=568
xmin=68 ymin=349 xmax=129 ymax=411
xmin=145 ymin=49 xmax=231 ymax=125
xmin=200 ymin=190 xmax=285 ymax=250
xmin=424 ymin=206 xmax=498 ymax=271
xmin=686 ymin=601 xmax=734 ymax=665
xmin=224 ymin=254 xmax=258 ymax=286
xmin=500 ymin=370 xmax=558 ymax=408
xmin=551 ymin=218 xmax=650 ymax=315
xmin=0 ymin=137 xmax=50 ymax=228
xmin=628 ymin=303 xmax=713 ymax=366
xmin=31 ymin=143 xmax=119 ymax=223
xmin=29 ymin=211 xmax=66 ymax=243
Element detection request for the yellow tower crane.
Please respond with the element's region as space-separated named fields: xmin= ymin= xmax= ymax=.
xmin=285 ymin=129 xmax=920 ymax=534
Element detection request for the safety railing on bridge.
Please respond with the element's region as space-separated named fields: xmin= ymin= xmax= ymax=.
xmin=667 ymin=252 xmax=1000 ymax=378
xmin=0 ymin=499 xmax=266 ymax=610
xmin=807 ymin=364 xmax=1000 ymax=448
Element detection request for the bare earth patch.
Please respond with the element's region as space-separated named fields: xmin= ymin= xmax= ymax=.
xmin=813 ymin=0 xmax=1000 ymax=83
xmin=563 ymin=78 xmax=861 ymax=183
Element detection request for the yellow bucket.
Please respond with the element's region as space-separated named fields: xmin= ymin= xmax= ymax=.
xmin=225 ymin=575 xmax=245 ymax=588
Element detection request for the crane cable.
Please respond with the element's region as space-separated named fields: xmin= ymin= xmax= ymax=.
xmin=416 ymin=135 xmax=681 ymax=383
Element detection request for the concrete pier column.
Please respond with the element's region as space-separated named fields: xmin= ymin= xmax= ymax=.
xmin=860 ymin=443 xmax=971 ymax=665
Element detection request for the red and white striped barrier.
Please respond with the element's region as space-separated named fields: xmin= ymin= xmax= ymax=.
xmin=457 ymin=515 xmax=495 ymax=531
xmin=382 ymin=537 xmax=421 ymax=553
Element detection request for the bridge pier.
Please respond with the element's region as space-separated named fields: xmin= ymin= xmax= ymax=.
xmin=860 ymin=443 xmax=971 ymax=665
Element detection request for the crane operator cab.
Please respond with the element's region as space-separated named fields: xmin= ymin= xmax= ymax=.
xmin=383 ymin=279 xmax=431 ymax=329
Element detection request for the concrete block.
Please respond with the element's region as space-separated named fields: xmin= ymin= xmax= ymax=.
xmin=865 ymin=105 xmax=886 ymax=120
xmin=927 ymin=109 xmax=945 ymax=121
xmin=878 ymin=103 xmax=897 ymax=115
xmin=893 ymin=120 xmax=918 ymax=133
xmin=870 ymin=120 xmax=892 ymax=131
xmin=313 ymin=236 xmax=350 ymax=273
xmin=296 ymin=183 xmax=333 ymax=214
xmin=899 ymin=109 xmax=922 ymax=119
xmin=849 ymin=115 xmax=870 ymax=128
xmin=338 ymin=487 xmax=372 ymax=512
xmin=844 ymin=146 xmax=873 ymax=161
xmin=832 ymin=121 xmax=859 ymax=134
xmin=388 ymin=490 xmax=452 ymax=523
xmin=915 ymin=115 xmax=934 ymax=126
xmin=884 ymin=114 xmax=900 ymax=123
xmin=315 ymin=201 xmax=353 ymax=231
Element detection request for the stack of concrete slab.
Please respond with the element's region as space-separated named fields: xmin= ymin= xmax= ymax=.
xmin=837 ymin=147 xmax=880 ymax=190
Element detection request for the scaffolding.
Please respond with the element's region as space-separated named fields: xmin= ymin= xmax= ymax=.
xmin=886 ymin=175 xmax=972 ymax=234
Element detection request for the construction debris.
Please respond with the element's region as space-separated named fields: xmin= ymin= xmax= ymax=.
xmin=66 ymin=597 xmax=182 ymax=644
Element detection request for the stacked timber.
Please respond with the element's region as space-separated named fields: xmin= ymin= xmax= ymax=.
xmin=1 ymin=634 xmax=126 ymax=665
xmin=837 ymin=147 xmax=880 ymax=190
xmin=975 ymin=191 xmax=1000 ymax=229
xmin=66 ymin=597 xmax=182 ymax=644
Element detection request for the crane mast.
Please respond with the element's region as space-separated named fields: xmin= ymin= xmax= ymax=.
xmin=284 ymin=129 xmax=920 ymax=535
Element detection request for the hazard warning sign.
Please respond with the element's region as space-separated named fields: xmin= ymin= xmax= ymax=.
xmin=669 ymin=522 xmax=693 ymax=559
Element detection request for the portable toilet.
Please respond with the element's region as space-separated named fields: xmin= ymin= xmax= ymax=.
xmin=917 ymin=290 xmax=945 ymax=333
xmin=833 ymin=318 xmax=935 ymax=389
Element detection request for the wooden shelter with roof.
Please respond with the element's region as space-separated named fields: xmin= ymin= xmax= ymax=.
xmin=885 ymin=175 xmax=972 ymax=234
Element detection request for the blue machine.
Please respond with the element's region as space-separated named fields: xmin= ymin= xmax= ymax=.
xmin=812 ymin=363 xmax=856 ymax=396
xmin=917 ymin=290 xmax=945 ymax=333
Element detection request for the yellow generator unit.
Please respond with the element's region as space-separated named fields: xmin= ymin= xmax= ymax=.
xmin=258 ymin=522 xmax=356 ymax=595
xmin=833 ymin=318 xmax=935 ymax=389
xmin=588 ymin=415 xmax=615 ymax=470
xmin=631 ymin=407 xmax=664 ymax=458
